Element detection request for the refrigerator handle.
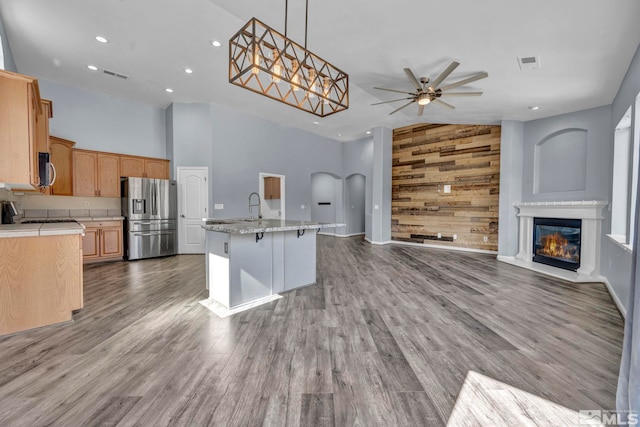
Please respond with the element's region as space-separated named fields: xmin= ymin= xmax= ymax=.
xmin=152 ymin=181 xmax=156 ymax=216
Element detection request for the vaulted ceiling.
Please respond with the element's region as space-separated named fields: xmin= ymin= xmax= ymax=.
xmin=1 ymin=0 xmax=639 ymax=141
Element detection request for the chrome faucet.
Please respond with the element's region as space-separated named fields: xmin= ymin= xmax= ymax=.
xmin=248 ymin=192 xmax=262 ymax=219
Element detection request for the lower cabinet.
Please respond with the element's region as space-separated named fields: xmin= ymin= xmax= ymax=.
xmin=81 ymin=220 xmax=123 ymax=263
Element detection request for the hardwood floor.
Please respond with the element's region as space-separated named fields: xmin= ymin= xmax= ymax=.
xmin=0 ymin=236 xmax=624 ymax=426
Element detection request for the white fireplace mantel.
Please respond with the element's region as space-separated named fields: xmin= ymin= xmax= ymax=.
xmin=498 ymin=200 xmax=607 ymax=283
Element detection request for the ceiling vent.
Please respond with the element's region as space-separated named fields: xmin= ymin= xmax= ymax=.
xmin=102 ymin=69 xmax=129 ymax=80
xmin=517 ymin=56 xmax=540 ymax=70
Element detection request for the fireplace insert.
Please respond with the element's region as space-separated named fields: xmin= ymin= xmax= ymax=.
xmin=533 ymin=217 xmax=581 ymax=271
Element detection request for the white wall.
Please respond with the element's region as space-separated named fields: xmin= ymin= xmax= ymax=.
xmin=0 ymin=14 xmax=16 ymax=72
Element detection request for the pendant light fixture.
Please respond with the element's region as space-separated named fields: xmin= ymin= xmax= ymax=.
xmin=229 ymin=0 xmax=349 ymax=117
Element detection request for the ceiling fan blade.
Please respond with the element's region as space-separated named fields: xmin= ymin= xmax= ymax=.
xmin=430 ymin=61 xmax=460 ymax=90
xmin=417 ymin=104 xmax=425 ymax=116
xmin=374 ymin=86 xmax=415 ymax=95
xmin=433 ymin=99 xmax=455 ymax=110
xmin=403 ymin=68 xmax=423 ymax=91
xmin=389 ymin=100 xmax=415 ymax=115
xmin=439 ymin=72 xmax=488 ymax=92
xmin=440 ymin=92 xmax=483 ymax=97
xmin=371 ymin=97 xmax=413 ymax=106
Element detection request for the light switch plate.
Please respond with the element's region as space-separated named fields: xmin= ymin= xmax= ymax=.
xmin=214 ymin=204 xmax=224 ymax=210
xmin=443 ymin=185 xmax=451 ymax=193
xmin=374 ymin=204 xmax=379 ymax=210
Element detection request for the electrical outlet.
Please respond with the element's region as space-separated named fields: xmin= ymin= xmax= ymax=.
xmin=214 ymin=204 xmax=224 ymax=210
xmin=374 ymin=204 xmax=379 ymax=210
xmin=443 ymin=185 xmax=451 ymax=193
xmin=453 ymin=234 xmax=457 ymax=240
xmin=437 ymin=233 xmax=442 ymax=239
xmin=301 ymin=204 xmax=307 ymax=209
xmin=483 ymin=236 xmax=488 ymax=242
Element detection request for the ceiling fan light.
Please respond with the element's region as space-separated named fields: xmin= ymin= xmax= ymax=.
xmin=418 ymin=95 xmax=431 ymax=106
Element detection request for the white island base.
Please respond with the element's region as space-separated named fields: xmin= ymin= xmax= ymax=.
xmin=204 ymin=220 xmax=332 ymax=310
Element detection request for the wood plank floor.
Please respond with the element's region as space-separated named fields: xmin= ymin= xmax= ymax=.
xmin=0 ymin=236 xmax=624 ymax=426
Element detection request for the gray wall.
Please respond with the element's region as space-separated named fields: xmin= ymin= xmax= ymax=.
xmin=345 ymin=173 xmax=366 ymax=235
xmin=168 ymin=102 xmax=344 ymax=221
xmin=522 ymin=105 xmax=612 ymax=202
xmin=342 ymin=136 xmax=373 ymax=237
xmin=39 ymin=79 xmax=166 ymax=158
xmin=311 ymin=172 xmax=339 ymax=234
xmin=498 ymin=120 xmax=524 ymax=256
xmin=0 ymin=14 xmax=16 ymax=72
xmin=600 ymin=42 xmax=640 ymax=313
xmin=371 ymin=126 xmax=393 ymax=243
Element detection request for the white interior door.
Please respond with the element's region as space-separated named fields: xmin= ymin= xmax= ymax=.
xmin=178 ymin=167 xmax=208 ymax=254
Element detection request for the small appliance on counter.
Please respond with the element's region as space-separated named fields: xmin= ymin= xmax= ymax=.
xmin=121 ymin=177 xmax=177 ymax=260
xmin=1 ymin=201 xmax=17 ymax=224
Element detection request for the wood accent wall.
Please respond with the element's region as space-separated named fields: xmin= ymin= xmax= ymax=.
xmin=392 ymin=123 xmax=501 ymax=251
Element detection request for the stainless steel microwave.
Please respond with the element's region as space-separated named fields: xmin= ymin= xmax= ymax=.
xmin=38 ymin=152 xmax=56 ymax=187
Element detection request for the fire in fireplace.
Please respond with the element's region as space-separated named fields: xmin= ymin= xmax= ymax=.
xmin=533 ymin=217 xmax=581 ymax=271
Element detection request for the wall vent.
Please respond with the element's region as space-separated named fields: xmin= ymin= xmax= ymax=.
xmin=517 ymin=56 xmax=540 ymax=70
xmin=103 ymin=69 xmax=129 ymax=79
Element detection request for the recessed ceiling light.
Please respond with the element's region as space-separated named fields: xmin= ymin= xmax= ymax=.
xmin=366 ymin=131 xmax=371 ymax=135
xmin=529 ymin=106 xmax=540 ymax=110
xmin=184 ymin=68 xmax=193 ymax=74
xmin=87 ymin=65 xmax=98 ymax=71
xmin=165 ymin=88 xmax=174 ymax=93
xmin=313 ymin=121 xmax=319 ymax=125
xmin=95 ymin=36 xmax=108 ymax=43
xmin=211 ymin=40 xmax=222 ymax=47
xmin=337 ymin=133 xmax=342 ymax=137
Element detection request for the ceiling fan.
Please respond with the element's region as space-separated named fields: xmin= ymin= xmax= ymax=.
xmin=372 ymin=61 xmax=488 ymax=116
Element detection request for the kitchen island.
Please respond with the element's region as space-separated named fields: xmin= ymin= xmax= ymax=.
xmin=202 ymin=218 xmax=343 ymax=310
xmin=0 ymin=222 xmax=84 ymax=335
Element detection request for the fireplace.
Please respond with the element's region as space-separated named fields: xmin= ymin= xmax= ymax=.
xmin=533 ymin=217 xmax=581 ymax=271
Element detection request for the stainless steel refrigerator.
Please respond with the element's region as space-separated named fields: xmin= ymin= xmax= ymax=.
xmin=121 ymin=177 xmax=177 ymax=260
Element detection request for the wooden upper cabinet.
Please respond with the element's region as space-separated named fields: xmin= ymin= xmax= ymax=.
xmin=72 ymin=150 xmax=98 ymax=196
xmin=73 ymin=150 xmax=120 ymax=197
xmin=49 ymin=136 xmax=75 ymax=196
xmin=120 ymin=155 xmax=145 ymax=178
xmin=264 ymin=177 xmax=281 ymax=200
xmin=0 ymin=70 xmax=41 ymax=188
xmin=97 ymin=153 xmax=120 ymax=197
xmin=144 ymin=158 xmax=169 ymax=179
xmin=120 ymin=155 xmax=169 ymax=179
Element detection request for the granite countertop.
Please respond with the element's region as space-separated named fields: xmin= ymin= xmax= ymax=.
xmin=0 ymin=222 xmax=85 ymax=238
xmin=20 ymin=216 xmax=124 ymax=222
xmin=202 ymin=218 xmax=346 ymax=234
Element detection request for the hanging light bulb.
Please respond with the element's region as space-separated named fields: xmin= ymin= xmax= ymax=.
xmin=308 ymin=69 xmax=318 ymax=98
xmin=272 ymin=48 xmax=282 ymax=83
xmin=291 ymin=59 xmax=301 ymax=91
xmin=252 ymin=43 xmax=261 ymax=75
xmin=323 ymin=77 xmax=331 ymax=104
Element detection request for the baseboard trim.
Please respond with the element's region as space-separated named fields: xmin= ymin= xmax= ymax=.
xmin=391 ymin=240 xmax=498 ymax=254
xmin=364 ymin=238 xmax=393 ymax=246
xmin=319 ymin=232 xmax=365 ymax=238
xmin=601 ymin=277 xmax=627 ymax=319
xmin=362 ymin=238 xmax=497 ymax=254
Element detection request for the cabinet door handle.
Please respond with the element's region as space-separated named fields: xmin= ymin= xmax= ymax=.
xmin=49 ymin=162 xmax=57 ymax=186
